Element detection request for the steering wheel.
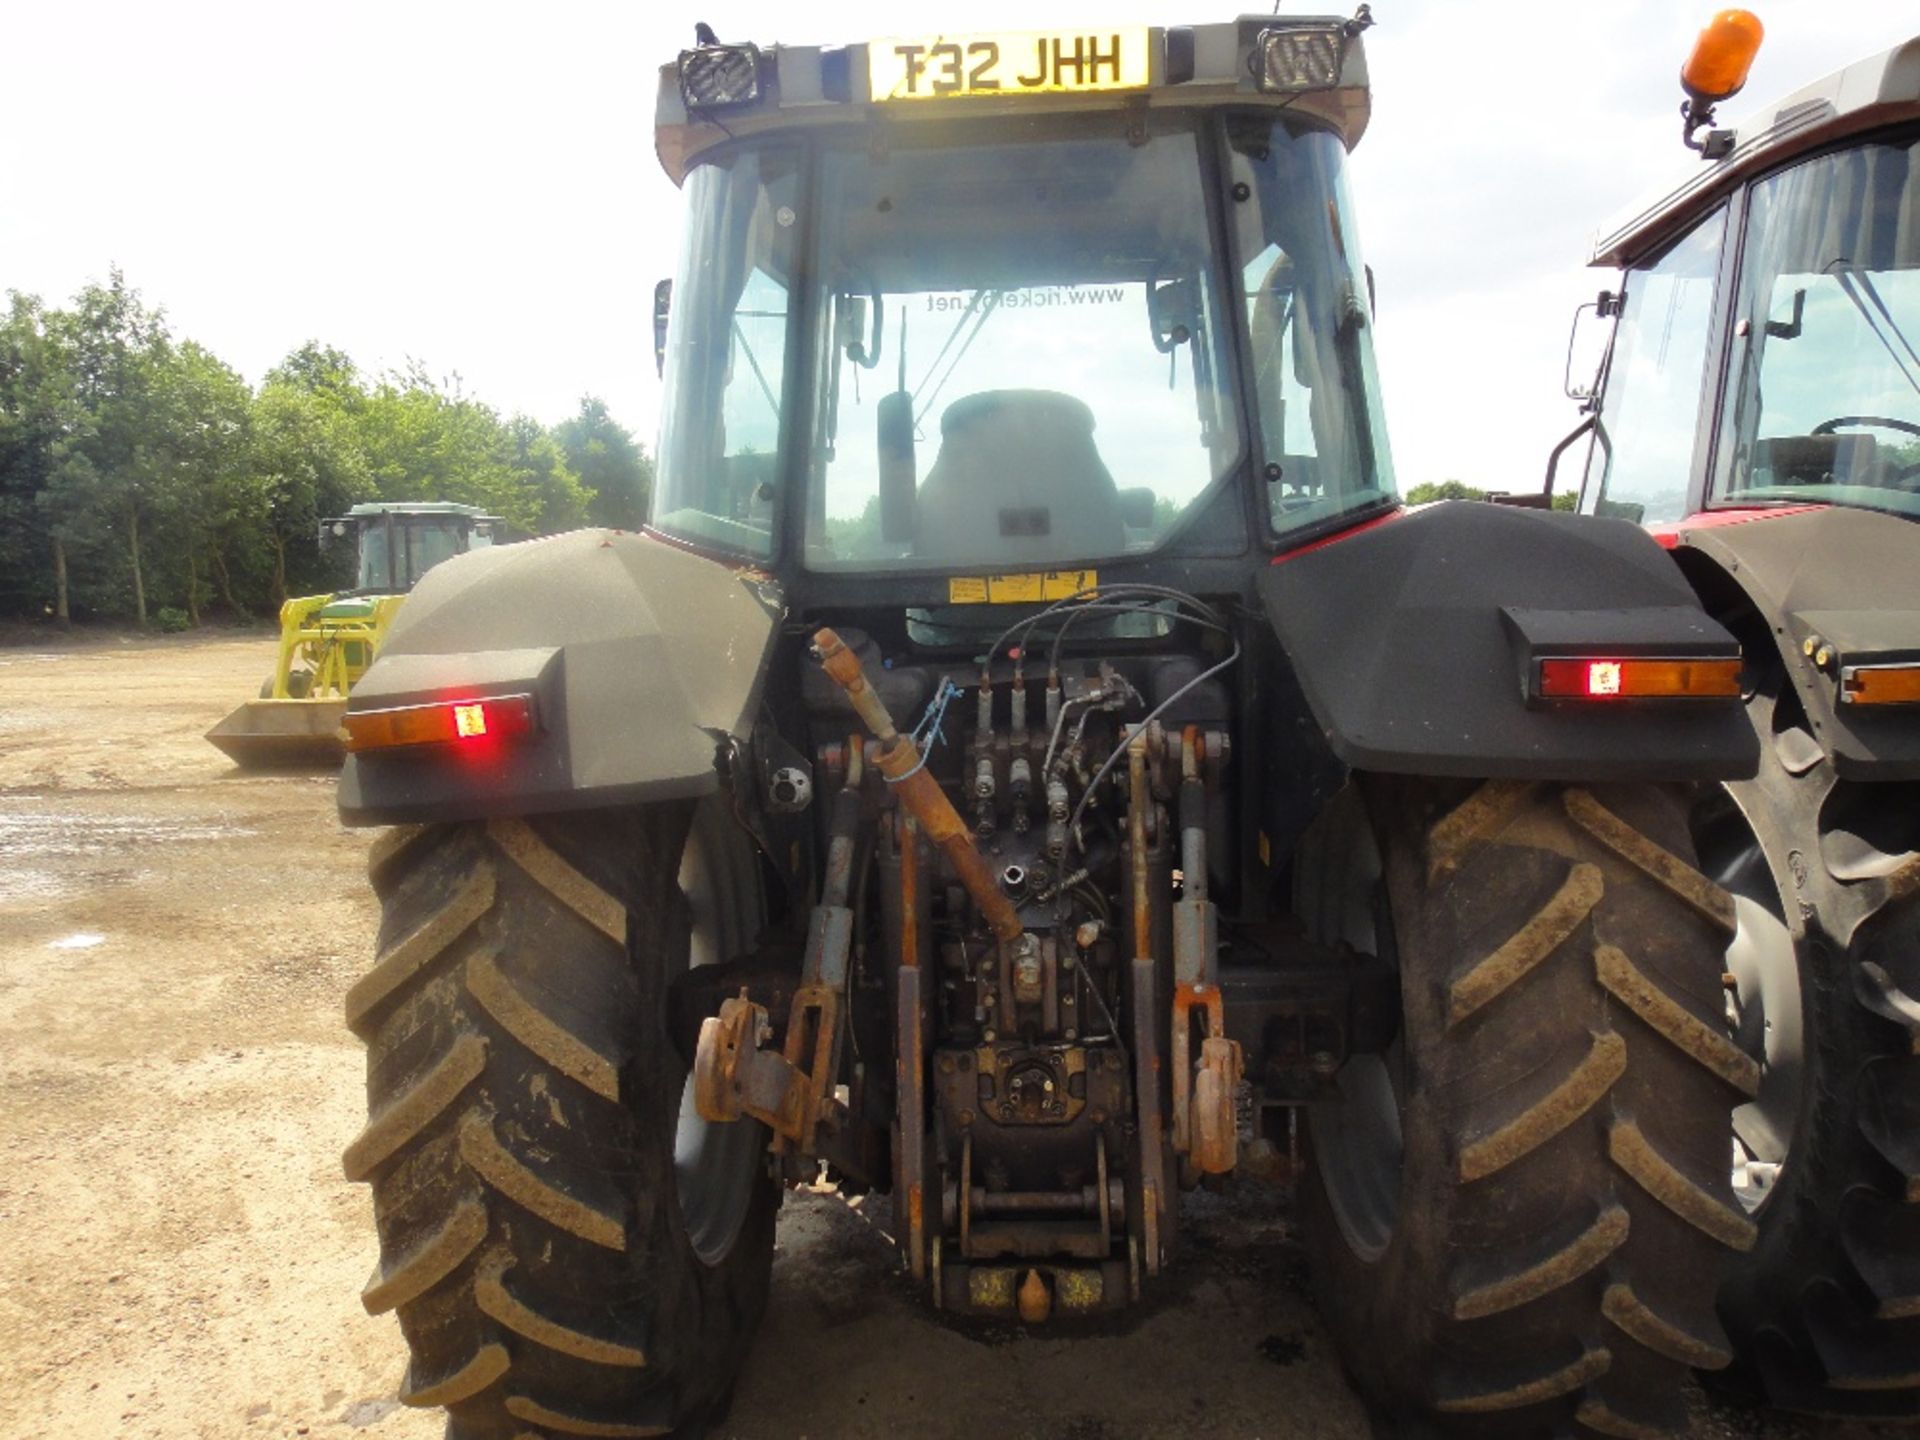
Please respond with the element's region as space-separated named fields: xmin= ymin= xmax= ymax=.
xmin=1811 ymin=415 xmax=1920 ymax=486
xmin=1811 ymin=415 xmax=1920 ymax=440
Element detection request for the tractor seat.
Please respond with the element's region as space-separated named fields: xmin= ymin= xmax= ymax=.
xmin=915 ymin=390 xmax=1125 ymax=562
xmin=1750 ymin=433 xmax=1878 ymax=488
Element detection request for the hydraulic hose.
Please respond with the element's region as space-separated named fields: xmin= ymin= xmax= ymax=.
xmin=813 ymin=628 xmax=1023 ymax=942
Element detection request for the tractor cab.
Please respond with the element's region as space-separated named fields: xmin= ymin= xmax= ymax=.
xmin=206 ymin=502 xmax=503 ymax=768
xmin=650 ymin=17 xmax=1396 ymax=595
xmin=1566 ymin=30 xmax=1920 ymax=531
xmin=320 ymin=501 xmax=502 ymax=598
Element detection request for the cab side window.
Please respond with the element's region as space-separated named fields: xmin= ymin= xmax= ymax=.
xmin=1582 ymin=208 xmax=1727 ymax=525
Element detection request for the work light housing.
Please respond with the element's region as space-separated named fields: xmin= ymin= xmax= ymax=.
xmin=1252 ymin=24 xmax=1346 ymax=93
xmin=679 ymin=42 xmax=764 ymax=111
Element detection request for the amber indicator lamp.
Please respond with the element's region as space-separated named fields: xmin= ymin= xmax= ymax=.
xmin=344 ymin=693 xmax=537 ymax=752
xmin=1537 ymin=657 xmax=1744 ymax=701
xmin=1840 ymin=664 xmax=1920 ymax=706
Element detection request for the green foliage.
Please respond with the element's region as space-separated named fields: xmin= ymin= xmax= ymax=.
xmin=0 ymin=277 xmax=633 ymax=625
xmin=40 ymin=271 xmax=173 ymax=624
xmin=822 ymin=493 xmax=884 ymax=557
xmin=505 ymin=415 xmax=590 ymax=535
xmin=553 ymin=395 xmax=653 ymax=528
xmin=1404 ymin=480 xmax=1580 ymax=512
xmin=353 ymin=364 xmax=588 ymax=535
xmin=1404 ymin=480 xmax=1489 ymax=504
xmin=0 ymin=293 xmax=65 ymax=614
xmin=154 ymin=605 xmax=192 ymax=633
xmin=252 ymin=372 xmax=370 ymax=601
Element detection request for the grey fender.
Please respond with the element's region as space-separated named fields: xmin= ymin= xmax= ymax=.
xmin=1256 ymin=501 xmax=1759 ymax=781
xmin=1671 ymin=507 xmax=1920 ymax=780
xmin=338 ymin=529 xmax=784 ymax=826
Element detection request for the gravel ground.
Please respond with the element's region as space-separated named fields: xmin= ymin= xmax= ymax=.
xmin=0 ymin=632 xmax=1904 ymax=1440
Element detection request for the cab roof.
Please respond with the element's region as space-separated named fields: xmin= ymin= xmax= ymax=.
xmin=1591 ymin=35 xmax=1920 ymax=270
xmin=344 ymin=502 xmax=496 ymax=520
xmin=654 ymin=16 xmax=1372 ymax=185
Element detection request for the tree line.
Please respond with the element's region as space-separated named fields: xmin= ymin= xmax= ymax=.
xmin=1404 ymin=479 xmax=1578 ymax=509
xmin=0 ymin=270 xmax=653 ymax=627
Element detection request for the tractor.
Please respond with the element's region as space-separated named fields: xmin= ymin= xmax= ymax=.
xmin=1548 ymin=12 xmax=1920 ymax=1419
xmin=337 ymin=16 xmax=1765 ymax=1438
xmin=206 ymin=501 xmax=500 ymax=767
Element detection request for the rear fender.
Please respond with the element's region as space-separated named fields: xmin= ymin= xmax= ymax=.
xmin=338 ymin=530 xmax=784 ymax=825
xmin=1257 ymin=502 xmax=1758 ymax=781
xmin=1671 ymin=507 xmax=1920 ymax=780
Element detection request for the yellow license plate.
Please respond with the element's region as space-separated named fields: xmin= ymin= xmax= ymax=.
xmin=869 ymin=28 xmax=1151 ymax=102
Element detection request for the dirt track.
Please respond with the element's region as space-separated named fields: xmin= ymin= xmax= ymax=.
xmin=0 ymin=634 xmax=1896 ymax=1440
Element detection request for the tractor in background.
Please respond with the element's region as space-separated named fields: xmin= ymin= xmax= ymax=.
xmin=1553 ymin=12 xmax=1920 ymax=1417
xmin=206 ymin=502 xmax=500 ymax=767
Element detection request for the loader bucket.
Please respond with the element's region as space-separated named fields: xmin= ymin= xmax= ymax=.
xmin=205 ymin=698 xmax=349 ymax=769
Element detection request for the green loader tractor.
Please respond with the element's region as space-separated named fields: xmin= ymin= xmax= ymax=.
xmin=206 ymin=502 xmax=501 ymax=767
xmin=336 ymin=15 xmax=1768 ymax=1438
xmin=1549 ymin=12 xmax=1920 ymax=1418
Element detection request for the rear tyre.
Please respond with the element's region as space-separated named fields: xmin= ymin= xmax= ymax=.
xmin=344 ymin=798 xmax=777 ymax=1439
xmin=257 ymin=668 xmax=313 ymax=699
xmin=1302 ymin=779 xmax=1757 ymax=1438
xmin=1704 ymin=680 xmax=1920 ymax=1416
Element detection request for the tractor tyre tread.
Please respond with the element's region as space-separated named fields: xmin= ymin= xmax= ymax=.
xmin=1711 ymin=683 xmax=1920 ymax=1420
xmin=345 ymin=809 xmax=775 ymax=1440
xmin=1307 ymin=779 xmax=1749 ymax=1438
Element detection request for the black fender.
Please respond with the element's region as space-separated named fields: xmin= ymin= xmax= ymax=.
xmin=338 ymin=529 xmax=783 ymax=825
xmin=1670 ymin=506 xmax=1920 ymax=780
xmin=1256 ymin=502 xmax=1758 ymax=780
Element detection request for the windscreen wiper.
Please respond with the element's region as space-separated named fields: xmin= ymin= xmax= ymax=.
xmin=1828 ymin=262 xmax=1920 ymax=400
xmin=913 ymin=290 xmax=1001 ymax=428
xmin=731 ymin=318 xmax=782 ymax=412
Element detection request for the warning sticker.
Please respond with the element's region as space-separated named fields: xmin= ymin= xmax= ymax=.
xmin=946 ymin=570 xmax=1098 ymax=604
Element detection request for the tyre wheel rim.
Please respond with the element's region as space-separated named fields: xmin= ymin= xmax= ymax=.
xmin=1699 ymin=794 xmax=1805 ymax=1217
xmin=1300 ymin=787 xmax=1404 ymax=1261
xmin=1313 ymin=1052 xmax=1403 ymax=1262
xmin=673 ymin=805 xmax=766 ymax=1267
xmin=1727 ymin=889 xmax=1803 ymax=1215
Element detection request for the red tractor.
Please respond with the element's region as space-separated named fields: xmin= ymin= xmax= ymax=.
xmin=1557 ymin=11 xmax=1920 ymax=1418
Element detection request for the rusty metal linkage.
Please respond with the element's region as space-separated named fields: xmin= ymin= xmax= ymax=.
xmin=814 ymin=627 xmax=1023 ymax=942
xmin=694 ymin=991 xmax=803 ymax=1133
xmin=693 ymin=733 xmax=862 ymax=1155
xmin=1169 ymin=724 xmax=1242 ymax=1177
xmin=1127 ymin=730 xmax=1168 ymax=1274
xmin=896 ymin=813 xmax=932 ymax=1280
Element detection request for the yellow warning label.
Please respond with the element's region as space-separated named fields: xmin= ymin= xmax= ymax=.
xmin=947 ymin=570 xmax=1098 ymax=605
xmin=986 ymin=573 xmax=1045 ymax=602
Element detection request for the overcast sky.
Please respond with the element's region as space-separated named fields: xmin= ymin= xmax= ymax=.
xmin=3 ymin=0 xmax=1914 ymax=496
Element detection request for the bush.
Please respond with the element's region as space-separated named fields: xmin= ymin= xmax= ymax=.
xmin=154 ymin=606 xmax=193 ymax=633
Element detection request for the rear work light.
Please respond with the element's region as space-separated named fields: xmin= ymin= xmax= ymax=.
xmin=1252 ymin=24 xmax=1346 ymax=92
xmin=678 ymin=42 xmax=763 ymax=110
xmin=1536 ymin=657 xmax=1743 ymax=701
xmin=1840 ymin=664 xmax=1920 ymax=706
xmin=344 ymin=694 xmax=536 ymax=753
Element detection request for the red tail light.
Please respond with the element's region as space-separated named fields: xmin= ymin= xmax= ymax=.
xmin=344 ymin=694 xmax=536 ymax=752
xmin=1536 ymin=657 xmax=1742 ymax=701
